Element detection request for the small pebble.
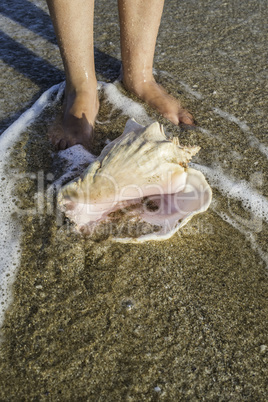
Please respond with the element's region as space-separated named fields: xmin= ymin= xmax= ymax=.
xmin=260 ymin=345 xmax=267 ymax=353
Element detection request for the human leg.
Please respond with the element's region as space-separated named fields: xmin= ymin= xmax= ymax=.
xmin=46 ymin=0 xmax=99 ymax=150
xmin=118 ymin=0 xmax=193 ymax=125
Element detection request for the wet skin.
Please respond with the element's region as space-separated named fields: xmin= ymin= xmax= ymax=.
xmin=49 ymin=80 xmax=194 ymax=151
xmin=49 ymin=88 xmax=99 ymax=150
xmin=46 ymin=0 xmax=194 ymax=151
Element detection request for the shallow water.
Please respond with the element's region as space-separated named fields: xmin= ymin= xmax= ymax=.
xmin=0 ymin=0 xmax=267 ymax=400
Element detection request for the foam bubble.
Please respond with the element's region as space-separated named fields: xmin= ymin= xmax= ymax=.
xmin=212 ymin=107 xmax=250 ymax=132
xmin=192 ymin=163 xmax=268 ymax=223
xmin=249 ymin=137 xmax=268 ymax=159
xmin=0 ymin=82 xmax=64 ymax=331
xmin=51 ymin=144 xmax=96 ymax=189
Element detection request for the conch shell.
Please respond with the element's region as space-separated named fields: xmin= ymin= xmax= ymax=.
xmin=58 ymin=119 xmax=212 ymax=242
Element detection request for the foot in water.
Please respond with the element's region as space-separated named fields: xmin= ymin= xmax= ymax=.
xmin=123 ymin=76 xmax=194 ymax=126
xmin=48 ymin=76 xmax=193 ymax=151
xmin=48 ymin=87 xmax=99 ymax=151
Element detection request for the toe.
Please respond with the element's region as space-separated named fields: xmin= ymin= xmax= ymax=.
xmin=179 ymin=110 xmax=195 ymax=126
xmin=58 ymin=139 xmax=67 ymax=150
xmin=163 ymin=112 xmax=179 ymax=125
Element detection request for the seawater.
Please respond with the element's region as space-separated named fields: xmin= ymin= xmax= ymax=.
xmin=0 ymin=83 xmax=64 ymax=330
xmin=1 ymin=79 xmax=268 ymax=330
xmin=0 ymin=81 xmax=155 ymax=328
xmin=1 ymin=0 xmax=268 ymax=398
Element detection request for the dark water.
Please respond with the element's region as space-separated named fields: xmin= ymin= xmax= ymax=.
xmin=0 ymin=0 xmax=267 ymax=400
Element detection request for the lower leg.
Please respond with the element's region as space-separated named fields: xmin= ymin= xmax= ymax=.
xmin=118 ymin=0 xmax=193 ymax=125
xmin=46 ymin=0 xmax=99 ymax=150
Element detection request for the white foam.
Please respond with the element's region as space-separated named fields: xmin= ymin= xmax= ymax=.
xmin=258 ymin=143 xmax=268 ymax=158
xmin=249 ymin=137 xmax=268 ymax=158
xmin=0 ymin=82 xmax=64 ymax=332
xmin=1 ymin=79 xmax=266 ymax=330
xmin=0 ymin=79 xmax=149 ymax=330
xmin=191 ymin=163 xmax=268 ymax=223
xmin=212 ymin=107 xmax=251 ymax=132
xmin=51 ymin=144 xmax=96 ymax=189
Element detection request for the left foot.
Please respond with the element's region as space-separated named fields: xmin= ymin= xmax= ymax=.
xmin=48 ymin=86 xmax=99 ymax=151
xmin=123 ymin=77 xmax=194 ymax=125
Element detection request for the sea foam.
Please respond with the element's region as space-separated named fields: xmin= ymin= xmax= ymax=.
xmin=0 ymin=80 xmax=150 ymax=331
xmin=192 ymin=163 xmax=268 ymax=223
xmin=0 ymin=82 xmax=64 ymax=331
xmin=1 ymin=80 xmax=266 ymax=332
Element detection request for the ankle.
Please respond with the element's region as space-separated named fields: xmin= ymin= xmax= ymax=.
xmin=65 ymin=79 xmax=98 ymax=98
xmin=63 ymin=85 xmax=99 ymax=122
xmin=122 ymin=69 xmax=155 ymax=96
xmin=64 ymin=84 xmax=99 ymax=110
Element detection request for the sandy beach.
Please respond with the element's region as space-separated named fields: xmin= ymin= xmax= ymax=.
xmin=0 ymin=0 xmax=267 ymax=400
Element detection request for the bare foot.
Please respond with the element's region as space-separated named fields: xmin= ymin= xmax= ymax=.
xmin=123 ymin=77 xmax=194 ymax=126
xmin=48 ymin=87 xmax=99 ymax=151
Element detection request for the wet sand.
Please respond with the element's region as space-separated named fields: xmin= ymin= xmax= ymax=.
xmin=0 ymin=0 xmax=267 ymax=400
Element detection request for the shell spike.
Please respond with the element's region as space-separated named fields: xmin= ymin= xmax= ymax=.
xmin=172 ymin=137 xmax=180 ymax=146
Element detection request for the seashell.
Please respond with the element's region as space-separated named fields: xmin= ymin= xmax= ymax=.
xmin=58 ymin=118 xmax=212 ymax=242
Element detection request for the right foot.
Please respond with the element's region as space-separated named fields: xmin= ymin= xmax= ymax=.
xmin=123 ymin=77 xmax=194 ymax=126
xmin=49 ymin=86 xmax=99 ymax=151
